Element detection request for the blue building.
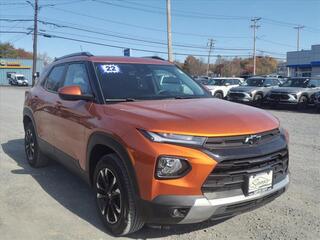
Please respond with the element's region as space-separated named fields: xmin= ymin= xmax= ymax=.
xmin=0 ymin=58 xmax=44 ymax=85
xmin=287 ymin=44 xmax=320 ymax=77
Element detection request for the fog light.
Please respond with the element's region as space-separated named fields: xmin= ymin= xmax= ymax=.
xmin=156 ymin=156 xmax=190 ymax=179
xmin=171 ymin=208 xmax=189 ymax=218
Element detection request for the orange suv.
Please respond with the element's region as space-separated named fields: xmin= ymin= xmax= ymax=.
xmin=23 ymin=52 xmax=289 ymax=236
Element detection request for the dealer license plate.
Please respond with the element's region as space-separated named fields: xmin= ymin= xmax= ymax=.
xmin=247 ymin=171 xmax=273 ymax=195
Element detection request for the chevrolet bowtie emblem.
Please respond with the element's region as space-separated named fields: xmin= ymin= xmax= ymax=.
xmin=244 ymin=135 xmax=262 ymax=145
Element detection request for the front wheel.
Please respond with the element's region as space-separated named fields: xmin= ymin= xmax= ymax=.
xmin=214 ymin=92 xmax=223 ymax=99
xmin=94 ymin=154 xmax=144 ymax=236
xmin=253 ymin=94 xmax=263 ymax=106
xmin=297 ymin=95 xmax=308 ymax=110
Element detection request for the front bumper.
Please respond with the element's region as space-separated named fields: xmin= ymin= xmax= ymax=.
xmin=228 ymin=92 xmax=253 ymax=102
xmin=266 ymin=94 xmax=299 ymax=105
xmin=141 ymin=174 xmax=289 ymax=224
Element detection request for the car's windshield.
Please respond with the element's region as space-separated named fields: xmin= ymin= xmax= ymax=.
xmin=204 ymin=79 xmax=224 ymax=86
xmin=95 ymin=63 xmax=210 ymax=101
xmin=242 ymin=78 xmax=266 ymax=87
xmin=280 ymin=78 xmax=309 ymax=88
xmin=17 ymin=76 xmax=25 ymax=80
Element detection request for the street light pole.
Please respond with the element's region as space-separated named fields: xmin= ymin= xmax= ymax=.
xmin=251 ymin=17 xmax=261 ymax=76
xmin=206 ymin=39 xmax=214 ymax=77
xmin=294 ymin=25 xmax=304 ymax=51
xmin=27 ymin=0 xmax=39 ymax=86
xmin=166 ymin=0 xmax=173 ymax=62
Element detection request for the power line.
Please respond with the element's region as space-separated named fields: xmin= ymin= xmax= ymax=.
xmin=47 ymin=6 xmax=249 ymax=39
xmin=0 ymin=31 xmax=253 ymax=58
xmin=94 ymin=0 xmax=320 ymax=32
xmin=0 ymin=19 xmax=285 ymax=56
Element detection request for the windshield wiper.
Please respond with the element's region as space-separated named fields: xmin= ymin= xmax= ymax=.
xmin=105 ymin=98 xmax=136 ymax=103
xmin=174 ymin=96 xmax=198 ymax=99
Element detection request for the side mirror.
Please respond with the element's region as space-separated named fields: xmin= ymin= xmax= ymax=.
xmin=34 ymin=72 xmax=40 ymax=78
xmin=58 ymin=85 xmax=94 ymax=101
xmin=224 ymin=83 xmax=230 ymax=86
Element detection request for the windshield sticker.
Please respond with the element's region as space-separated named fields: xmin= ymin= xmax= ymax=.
xmin=101 ymin=64 xmax=120 ymax=73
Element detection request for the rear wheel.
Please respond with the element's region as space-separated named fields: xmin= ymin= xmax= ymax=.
xmin=214 ymin=92 xmax=223 ymax=99
xmin=24 ymin=122 xmax=49 ymax=167
xmin=94 ymin=154 xmax=144 ymax=236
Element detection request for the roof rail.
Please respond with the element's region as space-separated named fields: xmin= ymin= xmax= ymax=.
xmin=54 ymin=52 xmax=93 ymax=62
xmin=142 ymin=56 xmax=166 ymax=61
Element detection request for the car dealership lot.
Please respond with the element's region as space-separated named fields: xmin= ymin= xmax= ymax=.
xmin=0 ymin=87 xmax=319 ymax=240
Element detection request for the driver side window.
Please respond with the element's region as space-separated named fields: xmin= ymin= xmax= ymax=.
xmin=63 ymin=63 xmax=92 ymax=94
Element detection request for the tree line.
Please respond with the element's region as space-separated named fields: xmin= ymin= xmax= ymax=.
xmin=178 ymin=55 xmax=279 ymax=77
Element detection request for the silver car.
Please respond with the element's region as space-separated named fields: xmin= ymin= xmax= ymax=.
xmin=227 ymin=77 xmax=281 ymax=105
xmin=266 ymin=78 xmax=320 ymax=108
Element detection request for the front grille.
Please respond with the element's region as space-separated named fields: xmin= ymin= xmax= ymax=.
xmin=269 ymin=93 xmax=290 ymax=100
xmin=204 ymin=129 xmax=280 ymax=149
xmin=229 ymin=92 xmax=246 ymax=98
xmin=202 ymin=149 xmax=288 ymax=193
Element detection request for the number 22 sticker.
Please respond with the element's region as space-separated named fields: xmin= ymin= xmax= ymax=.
xmin=101 ymin=64 xmax=120 ymax=73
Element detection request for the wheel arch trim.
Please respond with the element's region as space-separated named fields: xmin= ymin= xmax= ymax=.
xmin=86 ymin=132 xmax=141 ymax=197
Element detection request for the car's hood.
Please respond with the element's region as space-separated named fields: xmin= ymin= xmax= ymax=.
xmin=205 ymin=85 xmax=222 ymax=90
xmin=105 ymin=98 xmax=279 ymax=137
xmin=270 ymin=87 xmax=307 ymax=93
xmin=230 ymin=86 xmax=264 ymax=93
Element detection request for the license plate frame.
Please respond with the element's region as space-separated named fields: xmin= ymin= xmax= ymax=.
xmin=245 ymin=170 xmax=273 ymax=196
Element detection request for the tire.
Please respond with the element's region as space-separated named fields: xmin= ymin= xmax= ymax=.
xmin=214 ymin=92 xmax=223 ymax=99
xmin=24 ymin=122 xmax=49 ymax=168
xmin=297 ymin=95 xmax=308 ymax=110
xmin=94 ymin=154 xmax=144 ymax=236
xmin=253 ymin=93 xmax=263 ymax=106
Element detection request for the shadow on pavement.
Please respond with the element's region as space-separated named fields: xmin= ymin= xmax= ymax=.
xmin=1 ymin=138 xmax=229 ymax=239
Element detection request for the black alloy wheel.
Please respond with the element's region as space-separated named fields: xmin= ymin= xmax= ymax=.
xmin=96 ymin=168 xmax=122 ymax=225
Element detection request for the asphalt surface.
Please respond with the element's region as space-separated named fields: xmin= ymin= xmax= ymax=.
xmin=0 ymin=87 xmax=319 ymax=240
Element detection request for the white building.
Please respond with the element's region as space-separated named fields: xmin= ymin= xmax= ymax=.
xmin=286 ymin=44 xmax=320 ymax=77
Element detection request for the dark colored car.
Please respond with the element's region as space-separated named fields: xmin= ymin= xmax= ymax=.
xmin=266 ymin=78 xmax=320 ymax=109
xmin=23 ymin=52 xmax=289 ymax=236
xmin=313 ymin=91 xmax=320 ymax=111
xmin=227 ymin=77 xmax=281 ymax=105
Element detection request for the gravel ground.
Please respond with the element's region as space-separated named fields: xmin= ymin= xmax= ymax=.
xmin=0 ymin=87 xmax=319 ymax=240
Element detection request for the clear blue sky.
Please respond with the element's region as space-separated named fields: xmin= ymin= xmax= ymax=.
xmin=0 ymin=0 xmax=319 ymax=62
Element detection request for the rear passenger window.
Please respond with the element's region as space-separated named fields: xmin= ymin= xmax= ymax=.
xmin=45 ymin=65 xmax=65 ymax=92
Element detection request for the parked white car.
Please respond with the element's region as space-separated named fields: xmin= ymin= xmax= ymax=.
xmin=202 ymin=78 xmax=244 ymax=98
xmin=8 ymin=74 xmax=29 ymax=86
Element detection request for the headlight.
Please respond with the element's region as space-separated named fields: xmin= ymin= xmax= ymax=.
xmin=140 ymin=130 xmax=206 ymax=146
xmin=156 ymin=156 xmax=191 ymax=179
xmin=280 ymin=126 xmax=289 ymax=143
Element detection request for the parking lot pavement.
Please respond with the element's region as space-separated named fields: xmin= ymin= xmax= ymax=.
xmin=0 ymin=87 xmax=319 ymax=240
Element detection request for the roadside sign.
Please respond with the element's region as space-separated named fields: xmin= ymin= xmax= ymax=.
xmin=123 ymin=48 xmax=131 ymax=57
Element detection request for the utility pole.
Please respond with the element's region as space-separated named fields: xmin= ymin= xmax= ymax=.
xmin=166 ymin=0 xmax=173 ymax=62
xmin=206 ymin=39 xmax=214 ymax=77
xmin=27 ymin=0 xmax=39 ymax=86
xmin=294 ymin=25 xmax=304 ymax=51
xmin=251 ymin=17 xmax=261 ymax=76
